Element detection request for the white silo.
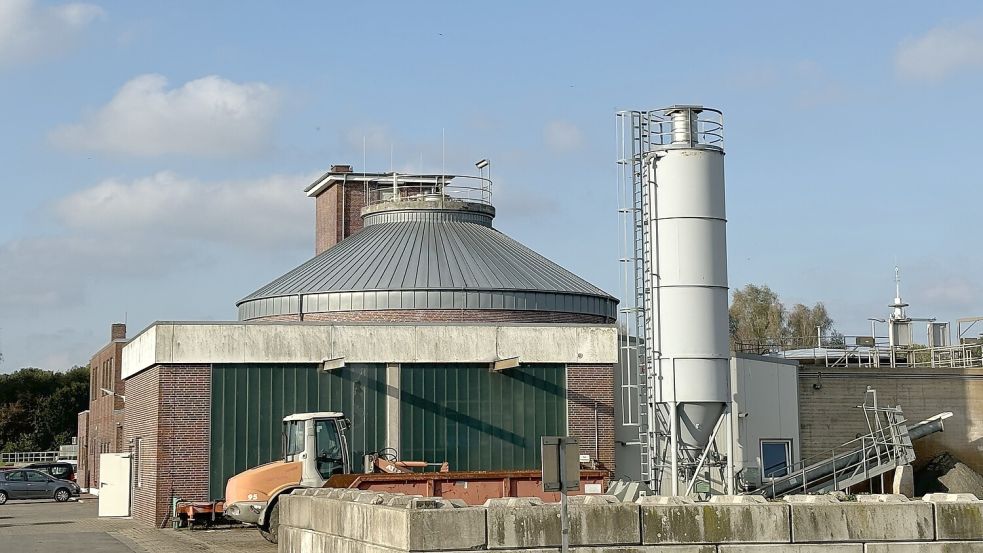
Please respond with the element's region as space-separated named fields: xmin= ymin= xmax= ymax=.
xmin=617 ymin=105 xmax=732 ymax=496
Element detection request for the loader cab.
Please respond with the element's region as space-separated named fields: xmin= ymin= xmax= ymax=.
xmin=281 ymin=412 xmax=351 ymax=486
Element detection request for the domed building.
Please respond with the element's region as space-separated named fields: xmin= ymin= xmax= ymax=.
xmin=238 ymin=167 xmax=617 ymax=325
xmin=117 ymin=164 xmax=618 ymax=526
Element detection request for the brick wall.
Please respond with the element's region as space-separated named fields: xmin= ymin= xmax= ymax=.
xmin=798 ymin=368 xmax=983 ymax=474
xmin=257 ymin=309 xmax=611 ymax=324
xmin=124 ymin=364 xmax=212 ymax=526
xmin=80 ymin=325 xmax=127 ymax=492
xmin=566 ymin=364 xmax=616 ymax=473
xmin=315 ymin=180 xmax=365 ymax=254
xmin=123 ymin=366 xmax=160 ymax=526
xmin=76 ymin=411 xmax=89 ymax=488
xmin=157 ymin=365 xmax=211 ymax=522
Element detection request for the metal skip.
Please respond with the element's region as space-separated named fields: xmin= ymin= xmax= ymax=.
xmin=542 ymin=436 xmax=580 ymax=553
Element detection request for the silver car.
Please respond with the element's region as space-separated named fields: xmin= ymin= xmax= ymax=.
xmin=0 ymin=468 xmax=81 ymax=504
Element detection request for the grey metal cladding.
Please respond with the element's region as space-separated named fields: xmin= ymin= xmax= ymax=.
xmin=237 ymin=212 xmax=618 ymax=319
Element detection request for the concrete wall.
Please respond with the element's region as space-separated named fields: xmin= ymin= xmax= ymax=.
xmin=122 ymin=321 xmax=618 ymax=379
xmin=799 ymin=368 xmax=983 ymax=475
xmin=279 ymin=491 xmax=983 ymax=552
xmin=729 ymin=354 xmax=801 ymax=489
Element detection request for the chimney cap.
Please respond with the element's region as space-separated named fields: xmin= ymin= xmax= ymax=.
xmin=330 ymin=164 xmax=353 ymax=173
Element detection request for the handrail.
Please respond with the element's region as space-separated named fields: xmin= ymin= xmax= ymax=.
xmin=363 ymin=173 xmax=492 ymax=207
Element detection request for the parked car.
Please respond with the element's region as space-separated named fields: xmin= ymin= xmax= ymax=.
xmin=0 ymin=468 xmax=81 ymax=504
xmin=25 ymin=462 xmax=76 ymax=482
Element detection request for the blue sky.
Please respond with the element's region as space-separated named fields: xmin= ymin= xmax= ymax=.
xmin=2 ymin=0 xmax=982 ymax=371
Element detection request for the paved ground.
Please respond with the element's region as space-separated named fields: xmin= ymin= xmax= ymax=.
xmin=0 ymin=497 xmax=275 ymax=553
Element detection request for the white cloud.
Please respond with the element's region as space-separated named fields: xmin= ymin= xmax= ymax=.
xmin=51 ymin=74 xmax=280 ymax=157
xmin=543 ymin=120 xmax=585 ymax=153
xmin=0 ymin=171 xmax=315 ymax=312
xmin=53 ymin=171 xmax=312 ymax=248
xmin=0 ymin=0 xmax=103 ymax=67
xmin=896 ymin=19 xmax=983 ymax=81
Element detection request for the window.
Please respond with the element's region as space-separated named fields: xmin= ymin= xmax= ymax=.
xmin=134 ymin=438 xmax=143 ymax=488
xmin=6 ymin=471 xmax=25 ymax=481
xmin=284 ymin=420 xmax=305 ymax=459
xmin=314 ymin=419 xmax=344 ymax=479
xmin=761 ymin=439 xmax=792 ymax=478
xmin=26 ymin=470 xmax=48 ymax=482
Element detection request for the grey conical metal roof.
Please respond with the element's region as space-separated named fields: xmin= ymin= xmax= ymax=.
xmin=238 ymin=206 xmax=617 ymax=321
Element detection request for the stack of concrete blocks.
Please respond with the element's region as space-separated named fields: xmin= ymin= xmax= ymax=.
xmin=278 ymin=489 xmax=983 ymax=552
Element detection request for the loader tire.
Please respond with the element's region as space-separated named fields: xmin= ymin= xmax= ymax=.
xmin=259 ymin=501 xmax=279 ymax=544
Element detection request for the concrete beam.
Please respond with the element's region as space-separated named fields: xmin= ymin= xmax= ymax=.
xmin=122 ymin=321 xmax=617 ymax=379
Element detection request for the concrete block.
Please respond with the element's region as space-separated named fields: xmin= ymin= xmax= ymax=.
xmin=279 ymin=493 xmax=312 ymax=532
xmin=309 ymin=496 xmax=485 ymax=551
xmin=932 ymin=501 xmax=983 ymax=540
xmin=789 ymin=501 xmax=934 ymax=542
xmin=784 ymin=495 xmax=839 ymax=504
xmin=719 ymin=545 xmax=862 ymax=552
xmin=487 ymin=501 xmax=641 ymax=548
xmin=893 ymin=464 xmax=914 ymax=497
xmin=709 ymin=495 xmax=768 ymax=504
xmin=924 ymin=493 xmax=981 ymax=502
xmin=354 ymin=493 xmax=386 ymax=504
xmin=637 ymin=496 xmax=695 ymax=505
xmin=484 ymin=497 xmax=545 ymax=507
xmin=864 ymin=542 xmax=983 ymax=553
xmin=569 ymin=494 xmax=620 ymax=505
xmin=640 ymin=501 xmax=791 ymax=544
xmin=855 ymin=494 xmax=909 ymax=503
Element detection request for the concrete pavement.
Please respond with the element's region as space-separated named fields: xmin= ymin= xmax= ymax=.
xmin=0 ymin=497 xmax=274 ymax=553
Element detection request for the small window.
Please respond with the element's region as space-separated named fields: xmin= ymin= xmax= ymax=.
xmin=135 ymin=438 xmax=143 ymax=488
xmin=761 ymin=439 xmax=792 ymax=478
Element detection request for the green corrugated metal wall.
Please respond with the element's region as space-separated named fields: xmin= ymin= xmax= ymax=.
xmin=400 ymin=364 xmax=566 ymax=470
xmin=209 ymin=363 xmax=387 ymax=499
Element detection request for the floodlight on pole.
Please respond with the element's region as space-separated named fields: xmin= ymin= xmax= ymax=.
xmin=101 ymin=388 xmax=126 ymax=402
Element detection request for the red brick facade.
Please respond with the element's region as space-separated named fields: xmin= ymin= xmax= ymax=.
xmin=566 ymin=364 xmax=616 ymax=473
xmin=315 ymin=179 xmax=366 ymax=254
xmin=77 ymin=324 xmax=127 ymax=492
xmin=123 ymin=364 xmax=211 ymax=527
xmin=258 ymin=309 xmax=612 ymax=324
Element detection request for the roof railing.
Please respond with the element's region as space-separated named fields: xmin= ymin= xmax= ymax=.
xmin=363 ymin=173 xmax=492 ymax=208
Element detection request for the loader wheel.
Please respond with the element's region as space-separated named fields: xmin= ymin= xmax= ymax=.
xmin=259 ymin=501 xmax=279 ymax=544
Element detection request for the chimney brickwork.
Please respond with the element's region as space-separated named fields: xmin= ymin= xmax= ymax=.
xmin=314 ymin=165 xmax=366 ymax=255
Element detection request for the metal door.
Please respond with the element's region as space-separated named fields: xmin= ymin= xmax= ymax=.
xmin=98 ymin=453 xmax=131 ymax=517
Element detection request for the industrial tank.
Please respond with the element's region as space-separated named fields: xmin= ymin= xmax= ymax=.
xmin=618 ymin=105 xmax=731 ymax=494
xmin=647 ymin=107 xmax=729 ymax=455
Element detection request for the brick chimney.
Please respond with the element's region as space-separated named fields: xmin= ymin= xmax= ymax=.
xmin=111 ymin=323 xmax=126 ymax=341
xmin=312 ymin=164 xmax=367 ymax=255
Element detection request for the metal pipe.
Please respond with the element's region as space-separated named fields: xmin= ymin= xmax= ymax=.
xmin=757 ymin=412 xmax=951 ymax=498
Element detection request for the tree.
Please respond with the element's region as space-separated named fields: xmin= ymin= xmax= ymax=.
xmin=0 ymin=365 xmax=90 ymax=452
xmin=729 ymin=284 xmax=786 ymax=347
xmin=729 ymin=284 xmax=842 ymax=351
